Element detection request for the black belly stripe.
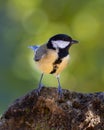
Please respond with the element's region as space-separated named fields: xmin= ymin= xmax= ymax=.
xmin=50 ymin=67 xmax=57 ymax=74
xmin=54 ymin=58 xmax=62 ymax=64
xmin=50 ymin=65 xmax=58 ymax=74
xmin=50 ymin=58 xmax=62 ymax=74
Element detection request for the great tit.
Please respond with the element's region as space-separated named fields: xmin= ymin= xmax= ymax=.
xmin=29 ymin=34 xmax=78 ymax=96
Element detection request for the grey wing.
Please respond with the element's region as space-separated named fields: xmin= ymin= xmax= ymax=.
xmin=34 ymin=44 xmax=47 ymax=61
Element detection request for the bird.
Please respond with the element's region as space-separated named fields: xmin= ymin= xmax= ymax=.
xmin=29 ymin=34 xmax=78 ymax=96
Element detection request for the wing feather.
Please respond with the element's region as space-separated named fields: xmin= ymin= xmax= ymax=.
xmin=34 ymin=44 xmax=47 ymax=61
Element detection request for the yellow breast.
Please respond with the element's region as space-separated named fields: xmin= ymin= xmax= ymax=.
xmin=55 ymin=55 xmax=69 ymax=75
xmin=36 ymin=49 xmax=58 ymax=74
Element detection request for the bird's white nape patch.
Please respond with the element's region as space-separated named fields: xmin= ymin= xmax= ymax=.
xmin=52 ymin=40 xmax=70 ymax=49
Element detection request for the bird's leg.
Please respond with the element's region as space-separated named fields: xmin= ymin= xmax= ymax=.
xmin=35 ymin=73 xmax=44 ymax=95
xmin=56 ymin=75 xmax=63 ymax=97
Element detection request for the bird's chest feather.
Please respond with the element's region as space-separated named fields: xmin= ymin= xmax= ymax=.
xmin=53 ymin=55 xmax=70 ymax=75
xmin=36 ymin=48 xmax=70 ymax=75
xmin=36 ymin=50 xmax=58 ymax=74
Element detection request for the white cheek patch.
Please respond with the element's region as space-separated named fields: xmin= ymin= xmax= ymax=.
xmin=52 ymin=40 xmax=70 ymax=49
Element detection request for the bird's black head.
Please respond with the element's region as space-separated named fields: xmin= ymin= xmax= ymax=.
xmin=47 ymin=34 xmax=78 ymax=50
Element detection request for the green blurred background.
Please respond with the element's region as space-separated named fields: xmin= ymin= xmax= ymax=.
xmin=0 ymin=0 xmax=104 ymax=114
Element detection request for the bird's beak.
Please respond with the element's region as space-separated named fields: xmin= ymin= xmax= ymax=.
xmin=71 ymin=40 xmax=79 ymax=44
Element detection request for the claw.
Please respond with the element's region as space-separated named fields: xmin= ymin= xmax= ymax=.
xmin=56 ymin=75 xmax=63 ymax=97
xmin=35 ymin=83 xmax=44 ymax=95
xmin=35 ymin=73 xmax=44 ymax=96
xmin=57 ymin=85 xmax=63 ymax=97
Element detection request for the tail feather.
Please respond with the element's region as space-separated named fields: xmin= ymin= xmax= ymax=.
xmin=28 ymin=45 xmax=39 ymax=52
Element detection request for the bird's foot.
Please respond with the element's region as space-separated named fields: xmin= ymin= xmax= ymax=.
xmin=35 ymin=84 xmax=44 ymax=96
xmin=57 ymin=86 xmax=63 ymax=98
